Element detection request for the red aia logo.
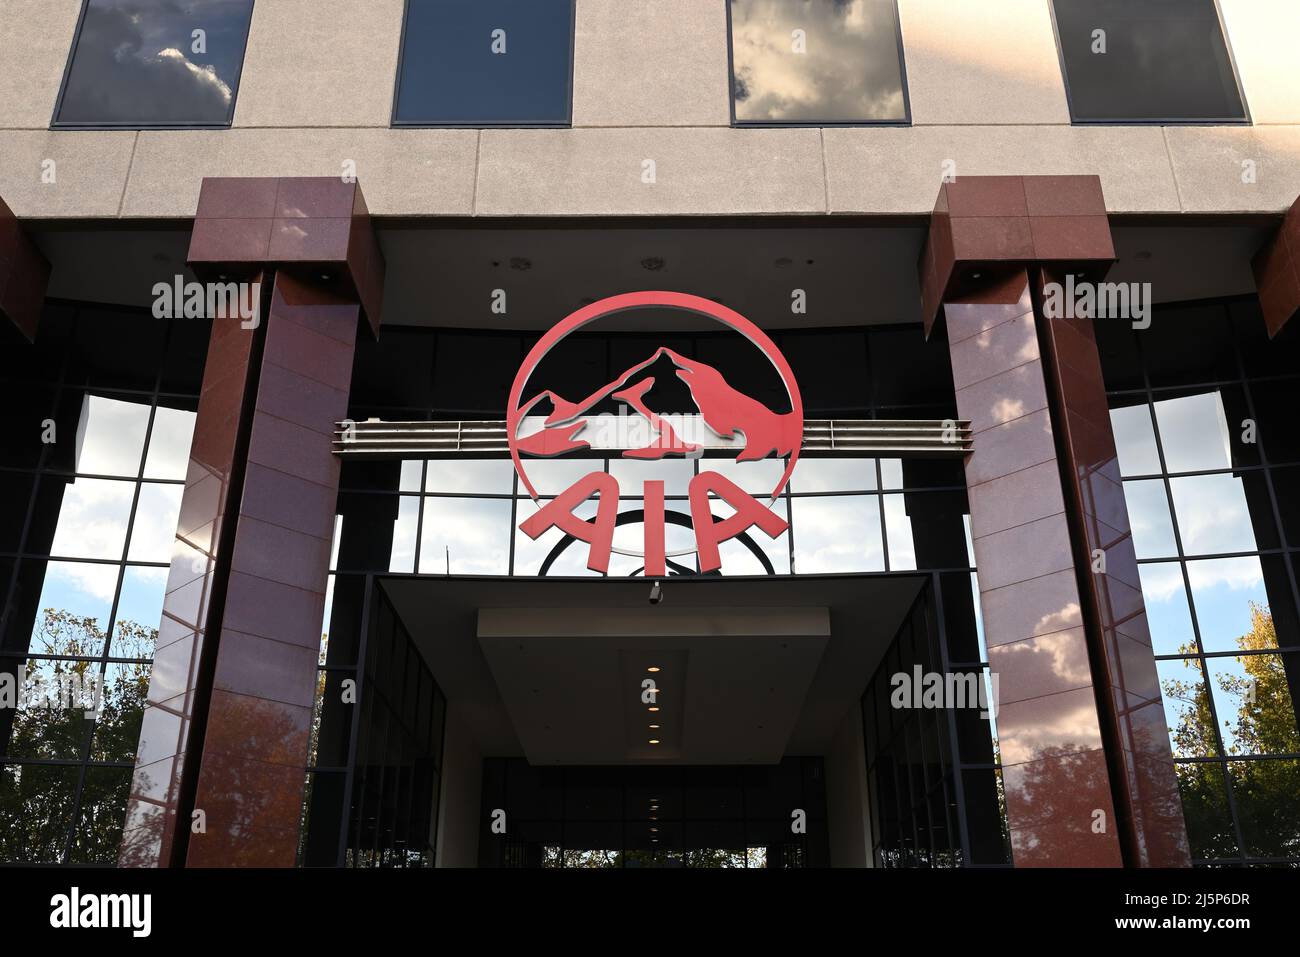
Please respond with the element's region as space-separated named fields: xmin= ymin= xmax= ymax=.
xmin=506 ymin=291 xmax=803 ymax=575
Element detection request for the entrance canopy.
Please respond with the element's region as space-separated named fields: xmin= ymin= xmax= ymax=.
xmin=381 ymin=573 xmax=927 ymax=765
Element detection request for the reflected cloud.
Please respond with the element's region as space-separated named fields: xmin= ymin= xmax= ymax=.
xmin=730 ymin=0 xmax=906 ymax=122
xmin=57 ymin=0 xmax=253 ymax=125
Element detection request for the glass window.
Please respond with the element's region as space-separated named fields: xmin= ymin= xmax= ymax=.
xmin=390 ymin=497 xmax=420 ymax=573
xmin=1168 ymin=473 xmax=1257 ymax=556
xmin=127 ymin=483 xmax=184 ymax=563
xmin=1124 ymin=479 xmax=1177 ymax=559
xmin=1049 ymin=0 xmax=1248 ymax=123
xmin=1185 ymin=556 xmax=1274 ymax=654
xmin=142 ymin=406 xmax=196 ymax=480
xmin=418 ymin=497 xmax=511 ymax=575
xmin=54 ymin=0 xmax=255 ymax=128
xmin=27 ymin=561 xmax=117 ymax=658
xmin=72 ymin=395 xmax=149 ymax=477
xmin=113 ymin=566 xmax=168 ymax=641
xmin=1206 ymin=655 xmax=1297 ymax=756
xmin=394 ymin=0 xmax=575 ymax=126
xmin=1138 ymin=562 xmax=1195 ymax=657
xmin=1156 ymin=657 xmax=1217 ymax=758
xmin=1153 ymin=391 xmax=1233 ymax=474
xmin=424 ymin=458 xmax=514 ymax=495
xmin=1228 ymin=760 xmax=1300 ymax=859
xmin=1104 ymin=298 xmax=1300 ymax=865
xmin=1 ymin=307 xmax=201 ymax=866
xmin=882 ymin=494 xmax=916 ymax=571
xmin=1175 ymin=762 xmax=1237 ymax=861
xmin=728 ymin=0 xmax=908 ymax=125
xmin=48 ymin=478 xmax=135 ymax=560
xmin=514 ymin=497 xmax=600 ymax=577
xmin=713 ymin=498 xmax=790 ymax=575
xmin=791 ymin=495 xmax=884 ymax=573
xmin=1109 ymin=402 xmax=1161 ymax=476
xmin=791 ymin=457 xmax=877 ymax=493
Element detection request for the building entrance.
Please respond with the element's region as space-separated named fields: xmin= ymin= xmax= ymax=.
xmin=479 ymin=758 xmax=829 ymax=867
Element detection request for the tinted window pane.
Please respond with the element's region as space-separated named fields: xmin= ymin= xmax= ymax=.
xmin=417 ymin=497 xmax=511 ymax=575
xmin=1206 ymin=655 xmax=1297 ymax=756
xmin=1228 ymin=759 xmax=1300 ymax=859
xmin=395 ymin=0 xmax=575 ymax=125
xmin=73 ymin=395 xmax=149 ymax=477
xmin=1174 ymin=762 xmax=1237 ymax=860
xmin=1051 ymin=0 xmax=1247 ymax=122
xmin=1186 ymin=556 xmax=1275 ymax=653
xmin=1124 ymin=479 xmax=1177 ymax=559
xmin=792 ymin=457 xmax=877 ymax=492
xmin=1109 ymin=402 xmax=1161 ymax=476
xmin=1156 ymin=657 xmax=1217 ymax=757
xmin=791 ymin=494 xmax=884 ymax=573
xmin=1138 ymin=562 xmax=1195 ymax=657
xmin=55 ymin=0 xmax=254 ymax=127
xmin=729 ymin=0 xmax=907 ymax=124
xmin=1153 ymin=391 xmax=1233 ymax=473
xmin=142 ymin=405 xmax=196 ymax=480
xmin=1168 ymin=473 xmax=1257 ymax=556
xmin=49 ymin=478 xmax=134 ymax=560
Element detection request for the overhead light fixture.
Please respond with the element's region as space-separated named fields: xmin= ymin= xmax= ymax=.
xmin=649 ymin=724 xmax=660 ymax=730
xmin=648 ymin=706 xmax=659 ymax=712
xmin=648 ymin=738 xmax=660 ymax=745
xmin=647 ymin=666 xmax=661 ymax=673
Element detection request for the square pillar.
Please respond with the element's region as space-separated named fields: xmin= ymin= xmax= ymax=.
xmin=120 ymin=178 xmax=384 ymax=867
xmin=921 ymin=175 xmax=1190 ymax=867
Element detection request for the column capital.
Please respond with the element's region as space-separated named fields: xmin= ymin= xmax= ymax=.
xmin=1251 ymin=192 xmax=1300 ymax=338
xmin=0 ymin=193 xmax=51 ymax=342
xmin=919 ymin=175 xmax=1115 ymax=336
xmin=187 ymin=177 xmax=385 ymax=337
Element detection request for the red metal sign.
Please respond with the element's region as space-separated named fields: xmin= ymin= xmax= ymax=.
xmin=507 ymin=291 xmax=803 ymax=575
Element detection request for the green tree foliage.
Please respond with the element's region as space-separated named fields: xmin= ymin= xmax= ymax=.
xmin=1161 ymin=604 xmax=1300 ymax=861
xmin=0 ymin=608 xmax=155 ymax=864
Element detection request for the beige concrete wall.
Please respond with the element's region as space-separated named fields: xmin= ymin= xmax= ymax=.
xmin=1 ymin=0 xmax=1297 ymax=218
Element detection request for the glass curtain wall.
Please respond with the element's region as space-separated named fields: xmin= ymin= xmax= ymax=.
xmin=1098 ymin=297 xmax=1300 ymax=866
xmin=0 ymin=304 xmax=208 ymax=864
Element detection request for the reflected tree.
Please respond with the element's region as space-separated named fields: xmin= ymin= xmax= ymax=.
xmin=1161 ymin=604 xmax=1300 ymax=860
xmin=0 ymin=608 xmax=154 ymax=863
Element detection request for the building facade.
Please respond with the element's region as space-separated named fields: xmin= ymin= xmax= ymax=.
xmin=1 ymin=0 xmax=1299 ymax=868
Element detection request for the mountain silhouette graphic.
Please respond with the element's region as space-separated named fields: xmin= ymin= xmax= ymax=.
xmin=515 ymin=347 xmax=801 ymax=465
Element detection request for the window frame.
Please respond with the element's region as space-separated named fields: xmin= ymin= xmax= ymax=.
xmin=390 ymin=0 xmax=577 ymax=129
xmin=725 ymin=0 xmax=912 ymax=129
xmin=1046 ymin=0 xmax=1252 ymax=126
xmin=49 ymin=0 xmax=257 ymax=131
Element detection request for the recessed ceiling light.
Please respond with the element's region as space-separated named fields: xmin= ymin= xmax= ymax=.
xmin=648 ymin=706 xmax=659 ymax=712
xmin=648 ymin=739 xmax=660 ymax=745
xmin=647 ymin=666 xmax=661 ymax=673
xmin=649 ymin=724 xmax=660 ymax=729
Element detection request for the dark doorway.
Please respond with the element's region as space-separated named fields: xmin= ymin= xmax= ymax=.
xmin=479 ymin=758 xmax=829 ymax=867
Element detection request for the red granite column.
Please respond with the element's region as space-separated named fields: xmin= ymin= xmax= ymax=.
xmin=945 ymin=268 xmax=1123 ymax=868
xmin=0 ymin=194 xmax=51 ymax=341
xmin=1252 ymin=193 xmax=1300 ymax=338
xmin=118 ymin=291 xmax=262 ymax=867
xmin=920 ymin=175 xmax=1190 ymax=867
xmin=119 ymin=177 xmax=383 ymax=867
xmin=1036 ymin=267 xmax=1190 ymax=866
